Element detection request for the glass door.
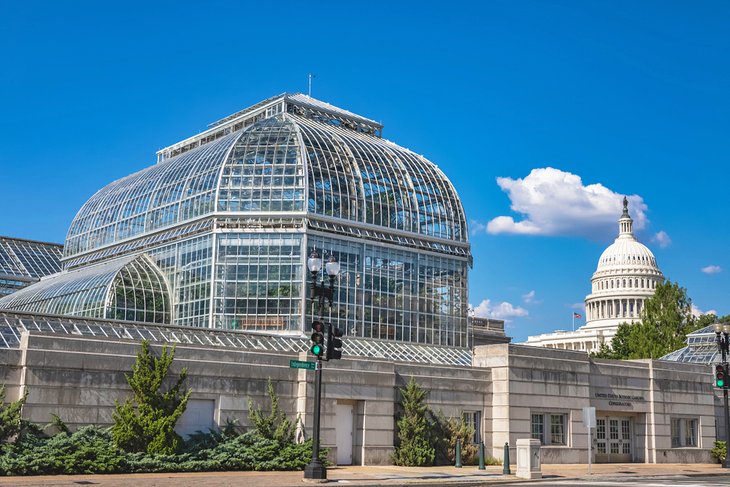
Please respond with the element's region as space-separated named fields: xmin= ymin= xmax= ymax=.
xmin=595 ymin=416 xmax=632 ymax=462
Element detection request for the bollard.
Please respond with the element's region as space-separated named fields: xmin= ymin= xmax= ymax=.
xmin=478 ymin=441 xmax=486 ymax=470
xmin=503 ymin=442 xmax=511 ymax=475
xmin=455 ymin=438 xmax=462 ymax=467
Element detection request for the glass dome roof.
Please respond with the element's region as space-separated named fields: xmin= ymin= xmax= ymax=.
xmin=63 ymin=96 xmax=468 ymax=261
xmin=0 ymin=254 xmax=170 ymax=323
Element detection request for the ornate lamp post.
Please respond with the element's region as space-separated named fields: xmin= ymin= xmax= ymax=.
xmin=303 ymin=250 xmax=339 ymax=481
xmin=714 ymin=322 xmax=730 ymax=468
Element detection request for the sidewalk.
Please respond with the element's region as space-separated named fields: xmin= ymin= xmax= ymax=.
xmin=0 ymin=463 xmax=728 ymax=487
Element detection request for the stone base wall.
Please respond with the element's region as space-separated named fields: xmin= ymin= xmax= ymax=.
xmin=4 ymin=332 xmax=488 ymax=466
xmin=0 ymin=332 xmax=717 ymax=465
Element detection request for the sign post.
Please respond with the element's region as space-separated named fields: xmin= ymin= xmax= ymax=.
xmin=582 ymin=407 xmax=596 ymax=475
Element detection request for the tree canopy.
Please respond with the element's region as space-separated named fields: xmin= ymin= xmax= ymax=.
xmin=593 ymin=280 xmax=720 ymax=360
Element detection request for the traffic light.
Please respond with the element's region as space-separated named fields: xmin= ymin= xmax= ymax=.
xmin=311 ymin=320 xmax=325 ymax=359
xmin=716 ymin=363 xmax=728 ymax=388
xmin=326 ymin=323 xmax=343 ymax=361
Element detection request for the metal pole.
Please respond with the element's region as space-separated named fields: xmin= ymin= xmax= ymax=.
xmin=304 ymin=359 xmax=326 ymax=479
xmin=502 ymin=442 xmax=511 ymax=475
xmin=723 ymin=388 xmax=730 ymax=469
xmin=588 ymin=426 xmax=592 ymax=475
xmin=723 ymin=337 xmax=730 ymax=469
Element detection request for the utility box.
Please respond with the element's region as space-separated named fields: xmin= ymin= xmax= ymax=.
xmin=516 ymin=439 xmax=541 ymax=479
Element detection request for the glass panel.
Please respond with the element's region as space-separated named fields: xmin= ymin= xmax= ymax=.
xmin=597 ymin=419 xmax=606 ymax=440
xmin=531 ymin=414 xmax=544 ymax=442
xmin=610 ymin=419 xmax=619 ymax=440
xmin=550 ymin=414 xmax=565 ymax=445
xmin=307 ymin=236 xmax=468 ymax=347
xmin=671 ymin=418 xmax=681 ymax=448
xmin=610 ymin=442 xmax=619 ymax=454
xmin=686 ymin=419 xmax=697 ymax=447
xmin=621 ymin=420 xmax=630 ymax=440
xmin=597 ymin=442 xmax=606 ymax=453
xmin=213 ymin=233 xmax=302 ymax=332
xmin=622 ymin=442 xmax=631 ymax=454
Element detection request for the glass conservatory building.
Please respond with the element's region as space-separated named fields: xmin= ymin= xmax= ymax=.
xmin=0 ymin=94 xmax=471 ymax=347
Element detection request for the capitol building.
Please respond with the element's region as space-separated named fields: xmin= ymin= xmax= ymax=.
xmin=526 ymin=198 xmax=664 ymax=352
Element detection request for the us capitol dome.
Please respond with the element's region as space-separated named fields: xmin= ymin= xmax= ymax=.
xmin=526 ymin=197 xmax=664 ymax=352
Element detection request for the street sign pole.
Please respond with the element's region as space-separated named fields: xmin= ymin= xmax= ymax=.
xmin=304 ymin=359 xmax=326 ymax=480
xmin=588 ymin=426 xmax=592 ymax=475
xmin=582 ymin=406 xmax=596 ymax=475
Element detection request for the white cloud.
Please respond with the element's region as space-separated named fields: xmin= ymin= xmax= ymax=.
xmin=702 ymin=265 xmax=722 ymax=274
xmin=471 ymin=299 xmax=528 ymax=321
xmin=522 ymin=290 xmax=536 ymax=304
xmin=570 ymin=303 xmax=586 ymax=310
xmin=486 ymin=167 xmax=648 ymax=239
xmin=691 ymin=304 xmax=717 ymax=318
xmin=469 ymin=219 xmax=488 ymax=235
xmin=652 ymin=231 xmax=672 ymax=249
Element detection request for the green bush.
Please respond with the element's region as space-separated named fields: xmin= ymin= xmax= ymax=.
xmin=0 ymin=426 xmax=126 ymax=475
xmin=0 ymin=426 xmax=322 ymax=476
xmin=712 ymin=440 xmax=726 ymax=463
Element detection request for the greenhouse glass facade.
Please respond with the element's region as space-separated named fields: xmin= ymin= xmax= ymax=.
xmin=0 ymin=237 xmax=63 ymax=296
xmin=0 ymin=93 xmax=471 ymax=347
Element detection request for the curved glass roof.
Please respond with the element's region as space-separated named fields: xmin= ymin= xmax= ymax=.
xmin=63 ymin=96 xmax=468 ymax=261
xmin=0 ymin=254 xmax=170 ymax=324
xmin=661 ymin=324 xmax=720 ymax=364
xmin=0 ymin=237 xmax=63 ymax=280
xmin=64 ymin=133 xmax=241 ymax=258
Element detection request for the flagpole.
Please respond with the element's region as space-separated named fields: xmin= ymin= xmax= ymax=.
xmin=572 ymin=313 xmax=575 ymax=332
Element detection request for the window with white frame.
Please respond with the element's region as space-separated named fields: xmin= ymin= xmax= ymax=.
xmin=462 ymin=411 xmax=482 ymax=444
xmin=531 ymin=412 xmax=568 ymax=446
xmin=671 ymin=418 xmax=698 ymax=448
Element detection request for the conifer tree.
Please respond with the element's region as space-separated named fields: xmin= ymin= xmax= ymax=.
xmin=0 ymin=384 xmax=27 ymax=442
xmin=392 ymin=376 xmax=435 ymax=466
xmin=112 ymin=340 xmax=191 ymax=454
xmin=248 ymin=378 xmax=294 ymax=444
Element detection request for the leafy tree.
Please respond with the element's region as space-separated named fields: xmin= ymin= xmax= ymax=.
xmin=0 ymin=385 xmax=27 ymax=443
xmin=592 ymin=280 xmax=711 ymax=360
xmin=430 ymin=410 xmax=477 ymax=465
xmin=392 ymin=376 xmax=435 ymax=466
xmin=112 ymin=340 xmax=191 ymax=454
xmin=248 ymin=379 xmax=294 ymax=444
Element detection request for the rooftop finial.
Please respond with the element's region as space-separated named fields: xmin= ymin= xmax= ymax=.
xmin=618 ymin=196 xmax=633 ymax=237
xmin=308 ymin=73 xmax=316 ymax=98
xmin=621 ymin=196 xmax=630 ymax=218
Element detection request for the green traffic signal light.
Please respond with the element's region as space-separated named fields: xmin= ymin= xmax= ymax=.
xmin=716 ymin=364 xmax=727 ymax=388
xmin=311 ymin=320 xmax=325 ymax=358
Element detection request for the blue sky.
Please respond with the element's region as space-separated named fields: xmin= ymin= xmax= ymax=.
xmin=1 ymin=1 xmax=728 ymax=342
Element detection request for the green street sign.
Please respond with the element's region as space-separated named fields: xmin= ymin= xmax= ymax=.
xmin=290 ymin=360 xmax=316 ymax=370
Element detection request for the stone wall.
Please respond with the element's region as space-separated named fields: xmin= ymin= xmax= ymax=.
xmin=5 ymin=331 xmax=489 ymax=466
xmin=0 ymin=331 xmax=716 ymax=465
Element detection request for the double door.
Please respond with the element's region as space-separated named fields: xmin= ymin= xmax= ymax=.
xmin=595 ymin=417 xmax=632 ymax=463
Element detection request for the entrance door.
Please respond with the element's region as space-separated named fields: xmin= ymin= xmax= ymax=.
xmin=595 ymin=417 xmax=632 ymax=463
xmin=335 ymin=402 xmax=354 ymax=465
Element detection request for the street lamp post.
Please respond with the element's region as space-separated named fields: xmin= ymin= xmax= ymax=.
xmin=714 ymin=322 xmax=730 ymax=469
xmin=303 ymin=250 xmax=339 ymax=481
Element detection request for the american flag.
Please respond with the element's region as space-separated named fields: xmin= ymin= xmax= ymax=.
xmin=573 ymin=312 xmax=582 ymax=319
